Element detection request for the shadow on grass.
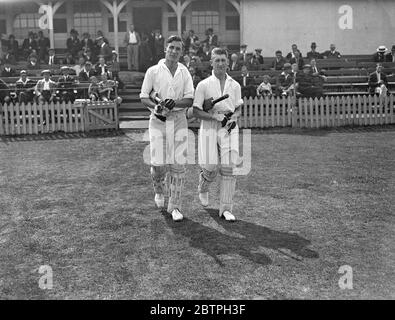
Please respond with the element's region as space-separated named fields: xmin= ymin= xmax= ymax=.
xmin=163 ymin=208 xmax=319 ymax=267
xmin=0 ymin=130 xmax=124 ymax=144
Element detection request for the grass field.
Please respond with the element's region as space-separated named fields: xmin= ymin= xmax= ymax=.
xmin=0 ymin=126 xmax=394 ymax=300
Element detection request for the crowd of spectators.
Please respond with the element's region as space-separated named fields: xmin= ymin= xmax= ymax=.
xmin=1 ymin=27 xmax=395 ymax=104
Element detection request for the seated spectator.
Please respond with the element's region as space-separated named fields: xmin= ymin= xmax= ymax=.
xmin=15 ymin=70 xmax=36 ymax=104
xmin=79 ymin=61 xmax=96 ymax=82
xmin=185 ymin=29 xmax=199 ymax=53
xmin=235 ymin=65 xmax=256 ymax=98
xmin=37 ymin=30 xmax=50 ymax=63
xmin=238 ymin=44 xmax=248 ymax=64
xmin=368 ymin=63 xmax=388 ymax=97
xmin=83 ymin=48 xmax=96 ymax=64
xmin=26 ymin=55 xmax=40 ymax=70
xmin=256 ymin=75 xmax=273 ymax=97
xmin=276 ymin=63 xmax=295 ymax=96
xmin=35 ymin=69 xmax=56 ymax=103
xmin=229 ymin=53 xmax=242 ymax=71
xmin=200 ymin=43 xmax=211 ymax=62
xmin=2 ymin=48 xmax=16 ymax=65
xmin=295 ymin=64 xmax=323 ymax=98
xmin=272 ymin=50 xmax=287 ymax=70
xmin=322 ymin=44 xmax=341 ymax=59
xmin=97 ymin=36 xmax=112 ymax=62
xmin=22 ymin=31 xmax=38 ymax=59
xmin=63 ymin=52 xmax=75 ymax=65
xmin=0 ymin=78 xmax=11 ymax=104
xmin=95 ymin=56 xmax=110 ymax=77
xmin=310 ymin=58 xmax=326 ymax=78
xmin=373 ymin=45 xmax=387 ymax=62
xmin=289 ymin=50 xmax=304 ymax=70
xmin=57 ymin=66 xmax=78 ymax=103
xmin=192 ymin=40 xmax=203 ymax=57
xmin=254 ymin=48 xmax=264 ymax=64
xmin=88 ymin=76 xmax=100 ymax=101
xmin=72 ymin=57 xmax=86 ymax=78
xmin=385 ymin=45 xmax=395 ymax=62
xmin=98 ymin=73 xmax=117 ymax=101
xmin=66 ymin=29 xmax=81 ymax=59
xmin=47 ymin=48 xmax=59 ymax=65
xmin=81 ymin=32 xmax=94 ymax=55
xmin=203 ymin=28 xmax=218 ymax=50
xmin=306 ymin=42 xmax=322 ymax=60
xmin=246 ymin=52 xmax=260 ymax=70
xmin=7 ymin=35 xmax=19 ymax=61
xmin=286 ymin=44 xmax=302 ymax=61
xmin=188 ymin=66 xmax=201 ymax=88
xmin=1 ymin=62 xmax=17 ymax=77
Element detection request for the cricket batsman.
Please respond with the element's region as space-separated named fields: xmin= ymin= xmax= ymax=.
xmin=192 ymin=47 xmax=243 ymax=221
xmin=140 ymin=35 xmax=194 ymax=222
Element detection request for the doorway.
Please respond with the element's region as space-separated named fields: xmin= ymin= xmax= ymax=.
xmin=133 ymin=7 xmax=162 ymax=36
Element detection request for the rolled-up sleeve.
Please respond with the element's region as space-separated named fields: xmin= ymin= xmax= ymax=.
xmin=139 ymin=67 xmax=153 ymax=99
xmin=193 ymin=81 xmax=205 ymax=110
xmin=182 ymin=71 xmax=195 ymax=99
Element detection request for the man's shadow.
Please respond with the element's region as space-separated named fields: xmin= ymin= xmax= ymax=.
xmin=163 ymin=208 xmax=318 ymax=267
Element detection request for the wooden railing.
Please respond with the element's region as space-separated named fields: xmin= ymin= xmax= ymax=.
xmin=238 ymin=94 xmax=395 ymax=129
xmin=0 ymin=101 xmax=118 ymax=136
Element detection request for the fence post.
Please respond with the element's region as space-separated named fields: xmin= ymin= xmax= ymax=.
xmin=83 ymin=102 xmax=90 ymax=132
xmin=390 ymin=94 xmax=394 ymax=124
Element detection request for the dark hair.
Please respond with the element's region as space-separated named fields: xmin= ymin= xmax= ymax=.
xmin=211 ymin=47 xmax=228 ymax=59
xmin=166 ymin=35 xmax=184 ymax=46
xmin=275 ymin=50 xmax=282 ymax=54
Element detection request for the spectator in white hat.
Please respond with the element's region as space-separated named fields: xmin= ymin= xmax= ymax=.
xmin=373 ymin=45 xmax=387 ymax=63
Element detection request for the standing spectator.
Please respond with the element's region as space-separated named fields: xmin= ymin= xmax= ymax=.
xmin=0 ymin=78 xmax=11 ymax=104
xmin=37 ymin=30 xmax=50 ymax=63
xmin=286 ymin=44 xmax=302 ymax=61
xmin=373 ymin=45 xmax=387 ymax=62
xmin=97 ymin=36 xmax=112 ymax=62
xmin=322 ymin=44 xmax=341 ymax=59
xmin=1 ymin=62 xmax=16 ymax=77
xmin=66 ymin=29 xmax=81 ymax=58
xmin=204 ymin=28 xmax=218 ymax=50
xmin=35 ymin=70 xmax=56 ymax=103
xmin=368 ymin=63 xmax=388 ymax=96
xmin=124 ymin=24 xmax=141 ymax=71
xmin=272 ymin=50 xmax=287 ymax=70
xmin=254 ymin=49 xmax=264 ymax=64
xmin=185 ymin=30 xmax=199 ymax=53
xmin=386 ymin=45 xmax=395 ymax=62
xmin=276 ymin=63 xmax=295 ymax=96
xmin=47 ymin=48 xmax=59 ymax=66
xmin=79 ymin=61 xmax=96 ymax=82
xmin=139 ymin=32 xmax=153 ymax=72
xmin=22 ymin=32 xmax=37 ymax=59
xmin=229 ymin=53 xmax=242 ymax=71
xmin=109 ymin=50 xmax=124 ymax=90
xmin=15 ymin=70 xmax=36 ymax=104
xmin=7 ymin=35 xmax=19 ymax=61
xmin=306 ymin=42 xmax=322 ymax=60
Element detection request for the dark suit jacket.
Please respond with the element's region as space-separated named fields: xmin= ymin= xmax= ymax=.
xmin=385 ymin=52 xmax=395 ymax=62
xmin=26 ymin=61 xmax=41 ymax=70
xmin=47 ymin=55 xmax=60 ymax=65
xmin=7 ymin=39 xmax=19 ymax=56
xmin=373 ymin=52 xmax=386 ymax=62
xmin=368 ymin=71 xmax=388 ymax=93
xmin=322 ymin=50 xmax=341 ymax=59
xmin=289 ymin=57 xmax=304 ymax=70
xmin=99 ymin=43 xmax=112 ymax=61
xmin=185 ymin=35 xmax=199 ymax=51
xmin=79 ymin=69 xmax=97 ymax=82
xmin=2 ymin=53 xmax=16 ymax=65
xmin=306 ymin=51 xmax=322 ymax=60
xmin=22 ymin=38 xmax=37 ymax=52
xmin=204 ymin=34 xmax=218 ymax=47
xmin=272 ymin=57 xmax=287 ymax=70
xmin=229 ymin=61 xmax=242 ymax=72
xmin=286 ymin=50 xmax=303 ymax=60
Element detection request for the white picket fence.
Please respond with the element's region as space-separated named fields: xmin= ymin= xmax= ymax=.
xmin=0 ymin=101 xmax=119 ymax=136
xmin=238 ymin=94 xmax=395 ymax=128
